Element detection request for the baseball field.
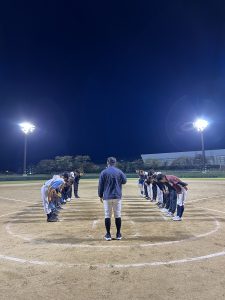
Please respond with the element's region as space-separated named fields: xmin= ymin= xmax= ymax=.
xmin=0 ymin=179 xmax=225 ymax=299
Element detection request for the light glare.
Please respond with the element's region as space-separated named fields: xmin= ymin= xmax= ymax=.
xmin=19 ymin=122 xmax=35 ymax=134
xmin=193 ymin=119 xmax=209 ymax=132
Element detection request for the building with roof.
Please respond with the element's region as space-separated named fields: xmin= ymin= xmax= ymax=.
xmin=141 ymin=149 xmax=225 ymax=167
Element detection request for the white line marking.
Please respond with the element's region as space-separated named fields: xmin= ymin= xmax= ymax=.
xmin=113 ymin=250 xmax=225 ymax=268
xmin=5 ymin=222 xmax=32 ymax=242
xmin=92 ymin=219 xmax=100 ymax=229
xmin=194 ymin=207 xmax=225 ymax=215
xmin=129 ymin=220 xmax=141 ymax=237
xmin=1 ymin=248 xmax=225 ymax=269
xmin=0 ymin=211 xmax=25 ymax=219
xmin=5 ymin=218 xmax=220 ymax=248
xmin=188 ymin=194 xmax=225 ymax=204
xmin=0 ymin=194 xmax=224 ymax=268
xmin=0 ymin=196 xmax=33 ymax=204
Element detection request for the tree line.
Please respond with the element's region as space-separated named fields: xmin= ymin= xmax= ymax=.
xmin=33 ymin=156 xmax=145 ymax=174
xmin=27 ymin=154 xmax=219 ymax=175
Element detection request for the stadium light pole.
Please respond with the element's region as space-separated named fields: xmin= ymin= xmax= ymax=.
xmin=193 ymin=119 xmax=209 ymax=171
xmin=19 ymin=122 xmax=35 ymax=176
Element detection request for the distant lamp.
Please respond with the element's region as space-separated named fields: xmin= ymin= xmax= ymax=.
xmin=193 ymin=119 xmax=209 ymax=132
xmin=19 ymin=122 xmax=35 ymax=135
xmin=19 ymin=122 xmax=35 ymax=176
xmin=193 ymin=119 xmax=209 ymax=171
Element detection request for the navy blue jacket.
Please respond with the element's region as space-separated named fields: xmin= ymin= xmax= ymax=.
xmin=98 ymin=166 xmax=127 ymax=200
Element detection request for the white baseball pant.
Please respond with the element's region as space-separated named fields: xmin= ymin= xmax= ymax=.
xmin=147 ymin=184 xmax=153 ymax=199
xmin=157 ymin=186 xmax=163 ymax=204
xmin=177 ymin=188 xmax=188 ymax=206
xmin=104 ymin=199 xmax=122 ymax=218
xmin=41 ymin=185 xmax=51 ymax=215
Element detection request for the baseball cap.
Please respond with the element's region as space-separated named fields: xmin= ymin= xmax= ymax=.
xmin=107 ymin=157 xmax=117 ymax=165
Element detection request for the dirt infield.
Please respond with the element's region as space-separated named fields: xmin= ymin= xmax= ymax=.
xmin=0 ymin=179 xmax=225 ymax=299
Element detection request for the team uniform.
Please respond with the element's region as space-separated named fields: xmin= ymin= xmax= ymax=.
xmin=137 ymin=171 xmax=147 ymax=197
xmin=159 ymin=175 xmax=188 ymax=221
xmin=144 ymin=176 xmax=153 ymax=200
xmin=61 ymin=173 xmax=73 ymax=203
xmin=98 ymin=161 xmax=127 ymax=241
xmin=41 ymin=176 xmax=65 ymax=222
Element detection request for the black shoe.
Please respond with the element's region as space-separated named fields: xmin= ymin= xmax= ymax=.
xmin=47 ymin=213 xmax=59 ymax=222
xmin=51 ymin=211 xmax=59 ymax=217
xmin=104 ymin=233 xmax=112 ymax=241
xmin=75 ymin=196 xmax=80 ymax=198
xmin=116 ymin=233 xmax=122 ymax=240
xmin=47 ymin=216 xmax=59 ymax=222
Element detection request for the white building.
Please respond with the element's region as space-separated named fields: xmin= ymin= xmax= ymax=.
xmin=141 ymin=149 xmax=225 ymax=166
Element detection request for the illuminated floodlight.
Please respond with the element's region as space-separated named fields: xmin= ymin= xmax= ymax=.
xmin=19 ymin=122 xmax=35 ymax=134
xmin=193 ymin=119 xmax=209 ymax=132
xmin=19 ymin=122 xmax=35 ymax=175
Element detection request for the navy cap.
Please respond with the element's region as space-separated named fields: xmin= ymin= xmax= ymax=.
xmin=107 ymin=157 xmax=117 ymax=165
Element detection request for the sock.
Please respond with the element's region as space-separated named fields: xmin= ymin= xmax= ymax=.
xmin=115 ymin=217 xmax=121 ymax=234
xmin=177 ymin=205 xmax=184 ymax=218
xmin=105 ymin=218 xmax=111 ymax=234
xmin=177 ymin=205 xmax=181 ymax=217
xmin=180 ymin=205 xmax=184 ymax=218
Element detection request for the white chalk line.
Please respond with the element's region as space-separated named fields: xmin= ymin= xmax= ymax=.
xmin=1 ymin=248 xmax=225 ymax=269
xmin=194 ymin=207 xmax=225 ymax=215
xmin=188 ymin=194 xmax=225 ymax=204
xmin=92 ymin=219 xmax=101 ymax=229
xmin=3 ymin=193 xmax=222 ymax=250
xmin=0 ymin=196 xmax=34 ymax=204
xmin=5 ymin=217 xmax=220 ymax=249
xmin=0 ymin=211 xmax=25 ymax=219
xmin=0 ymin=194 xmax=225 ymax=268
xmin=5 ymin=222 xmax=33 ymax=242
xmin=129 ymin=220 xmax=140 ymax=237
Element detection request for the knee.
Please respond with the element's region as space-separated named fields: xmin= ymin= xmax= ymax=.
xmin=115 ymin=210 xmax=121 ymax=218
xmin=105 ymin=210 xmax=111 ymax=218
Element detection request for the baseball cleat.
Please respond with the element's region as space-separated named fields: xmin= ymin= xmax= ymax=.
xmin=166 ymin=212 xmax=174 ymax=217
xmin=116 ymin=233 xmax=122 ymax=240
xmin=47 ymin=216 xmax=59 ymax=222
xmin=173 ymin=216 xmax=182 ymax=221
xmin=104 ymin=233 xmax=112 ymax=241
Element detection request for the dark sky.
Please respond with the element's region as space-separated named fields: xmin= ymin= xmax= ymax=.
xmin=1 ymin=0 xmax=225 ymax=170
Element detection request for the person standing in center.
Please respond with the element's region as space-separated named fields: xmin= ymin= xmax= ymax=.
xmin=98 ymin=157 xmax=127 ymax=241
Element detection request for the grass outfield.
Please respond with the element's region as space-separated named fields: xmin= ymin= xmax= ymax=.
xmin=0 ymin=177 xmax=224 ymax=185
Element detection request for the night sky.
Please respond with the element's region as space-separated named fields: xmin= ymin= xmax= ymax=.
xmin=1 ymin=0 xmax=225 ymax=171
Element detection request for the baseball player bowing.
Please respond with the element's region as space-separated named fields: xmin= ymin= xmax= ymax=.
xmin=41 ymin=175 xmax=65 ymax=222
xmin=98 ymin=157 xmax=127 ymax=241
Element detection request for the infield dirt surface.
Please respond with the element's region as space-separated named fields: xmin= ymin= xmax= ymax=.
xmin=0 ymin=179 xmax=225 ymax=299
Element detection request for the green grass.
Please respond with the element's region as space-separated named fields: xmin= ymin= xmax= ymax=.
xmin=0 ymin=180 xmax=44 ymax=185
xmin=0 ymin=177 xmax=224 ymax=185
